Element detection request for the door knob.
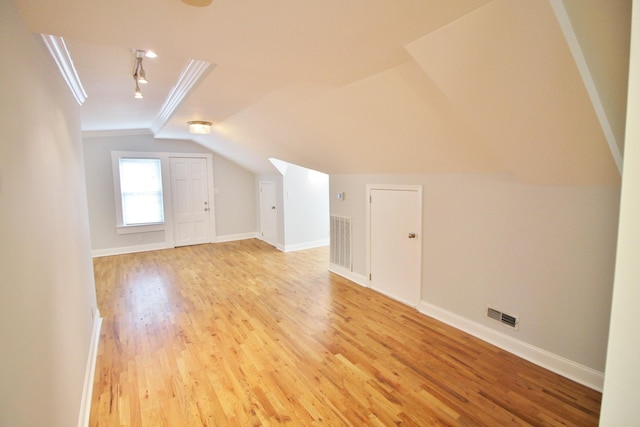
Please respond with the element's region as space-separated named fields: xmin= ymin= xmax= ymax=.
xmin=408 ymin=233 xmax=416 ymax=239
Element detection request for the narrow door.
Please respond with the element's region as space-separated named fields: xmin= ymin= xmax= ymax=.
xmin=170 ymin=157 xmax=211 ymax=247
xmin=369 ymin=187 xmax=422 ymax=307
xmin=260 ymin=181 xmax=277 ymax=247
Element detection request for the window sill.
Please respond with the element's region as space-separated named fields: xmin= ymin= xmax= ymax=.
xmin=116 ymin=223 xmax=165 ymax=235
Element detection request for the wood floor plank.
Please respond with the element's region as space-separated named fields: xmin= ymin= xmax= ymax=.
xmin=89 ymin=239 xmax=601 ymax=426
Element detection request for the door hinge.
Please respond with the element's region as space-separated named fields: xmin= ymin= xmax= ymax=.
xmin=369 ymin=273 xmax=372 ymax=280
xmin=369 ymin=195 xmax=372 ymax=203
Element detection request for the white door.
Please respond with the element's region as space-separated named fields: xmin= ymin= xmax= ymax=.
xmin=368 ymin=186 xmax=422 ymax=307
xmin=170 ymin=157 xmax=211 ymax=247
xmin=259 ymin=181 xmax=277 ymax=247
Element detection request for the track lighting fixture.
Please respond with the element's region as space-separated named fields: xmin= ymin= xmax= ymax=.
xmin=132 ymin=49 xmax=154 ymax=98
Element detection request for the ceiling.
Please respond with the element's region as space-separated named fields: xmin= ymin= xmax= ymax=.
xmin=14 ymin=0 xmax=631 ymax=184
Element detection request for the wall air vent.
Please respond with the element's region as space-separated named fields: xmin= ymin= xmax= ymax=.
xmin=330 ymin=215 xmax=352 ymax=270
xmin=487 ymin=307 xmax=519 ymax=330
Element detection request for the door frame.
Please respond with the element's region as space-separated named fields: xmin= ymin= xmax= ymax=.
xmin=366 ymin=184 xmax=423 ymax=305
xmin=169 ymin=153 xmax=216 ymax=245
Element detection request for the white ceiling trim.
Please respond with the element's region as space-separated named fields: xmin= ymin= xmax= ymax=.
xmin=40 ymin=34 xmax=87 ymax=105
xmin=151 ymin=59 xmax=214 ymax=135
xmin=549 ymin=0 xmax=623 ymax=175
xmin=82 ymin=128 xmax=153 ymax=138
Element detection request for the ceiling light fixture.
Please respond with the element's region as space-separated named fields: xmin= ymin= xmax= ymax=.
xmin=188 ymin=121 xmax=212 ymax=134
xmin=132 ymin=49 xmax=153 ymax=98
xmin=134 ymin=81 xmax=143 ymax=99
xmin=182 ymin=0 xmax=213 ymax=7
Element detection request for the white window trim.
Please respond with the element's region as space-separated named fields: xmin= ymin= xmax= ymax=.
xmin=111 ymin=151 xmax=171 ymax=235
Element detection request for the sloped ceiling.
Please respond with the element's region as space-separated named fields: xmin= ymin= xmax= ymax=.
xmin=14 ymin=0 xmax=629 ymax=185
xmin=562 ymin=0 xmax=632 ymax=158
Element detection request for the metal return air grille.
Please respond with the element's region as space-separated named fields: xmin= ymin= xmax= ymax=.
xmin=487 ymin=307 xmax=519 ymax=329
xmin=330 ymin=215 xmax=352 ymax=270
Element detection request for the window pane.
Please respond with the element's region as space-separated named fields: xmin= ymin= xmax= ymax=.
xmin=119 ymin=158 xmax=164 ymax=225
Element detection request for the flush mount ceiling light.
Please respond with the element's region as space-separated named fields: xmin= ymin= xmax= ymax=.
xmin=188 ymin=121 xmax=213 ymax=134
xmin=182 ymin=0 xmax=213 ymax=6
xmin=132 ymin=49 xmax=155 ymax=98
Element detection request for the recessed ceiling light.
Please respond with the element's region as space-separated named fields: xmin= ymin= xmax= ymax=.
xmin=145 ymin=50 xmax=157 ymax=58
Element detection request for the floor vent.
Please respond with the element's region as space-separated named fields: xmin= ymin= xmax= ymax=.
xmin=330 ymin=215 xmax=352 ymax=270
xmin=487 ymin=307 xmax=519 ymax=329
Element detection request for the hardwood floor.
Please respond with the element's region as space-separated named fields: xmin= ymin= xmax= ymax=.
xmin=89 ymin=239 xmax=601 ymax=426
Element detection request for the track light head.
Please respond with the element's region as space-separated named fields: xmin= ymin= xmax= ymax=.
xmin=134 ymin=81 xmax=143 ymax=99
xmin=138 ymin=66 xmax=148 ymax=84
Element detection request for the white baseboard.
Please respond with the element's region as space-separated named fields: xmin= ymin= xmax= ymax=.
xmin=91 ymin=234 xmax=261 ymax=257
xmin=78 ymin=309 xmax=102 ymax=427
xmin=328 ymin=264 xmax=368 ymax=288
xmin=282 ymin=239 xmax=330 ymax=253
xmin=216 ymin=232 xmax=259 ymax=243
xmin=92 ymin=242 xmax=173 ymax=258
xmin=418 ymin=301 xmax=604 ymax=391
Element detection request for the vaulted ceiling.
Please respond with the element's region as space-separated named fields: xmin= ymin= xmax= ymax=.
xmin=14 ymin=0 xmax=631 ymax=184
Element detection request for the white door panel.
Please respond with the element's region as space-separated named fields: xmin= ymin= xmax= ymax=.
xmin=369 ymin=187 xmax=421 ymax=307
xmin=260 ymin=181 xmax=277 ymax=247
xmin=171 ymin=157 xmax=210 ymax=247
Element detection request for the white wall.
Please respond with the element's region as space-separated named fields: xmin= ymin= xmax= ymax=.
xmin=599 ymin=0 xmax=640 ymax=422
xmin=0 ymin=2 xmax=98 ymax=425
xmin=83 ymin=134 xmax=257 ymax=254
xmin=257 ymin=161 xmax=330 ymax=252
xmin=330 ymin=173 xmax=619 ymax=381
xmin=282 ymin=163 xmax=330 ymax=251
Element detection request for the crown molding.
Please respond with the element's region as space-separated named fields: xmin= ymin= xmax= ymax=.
xmin=151 ymin=59 xmax=214 ymax=135
xmin=40 ymin=34 xmax=87 ymax=105
xmin=82 ymin=128 xmax=153 ymax=138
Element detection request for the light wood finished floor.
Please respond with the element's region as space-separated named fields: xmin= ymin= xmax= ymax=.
xmin=89 ymin=239 xmax=601 ymax=426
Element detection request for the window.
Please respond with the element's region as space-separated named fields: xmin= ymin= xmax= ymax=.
xmin=118 ymin=158 xmax=164 ymax=226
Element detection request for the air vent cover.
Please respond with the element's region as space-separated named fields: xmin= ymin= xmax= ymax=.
xmin=487 ymin=307 xmax=519 ymax=329
xmin=330 ymin=215 xmax=352 ymax=270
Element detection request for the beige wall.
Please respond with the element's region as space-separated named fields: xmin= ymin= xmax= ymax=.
xmin=0 ymin=1 xmax=98 ymax=425
xmin=330 ymin=173 xmax=619 ymax=374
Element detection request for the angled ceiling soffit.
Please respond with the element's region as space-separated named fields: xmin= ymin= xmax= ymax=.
xmin=549 ymin=0 xmax=623 ymax=174
xmin=403 ymin=0 xmax=620 ymax=185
